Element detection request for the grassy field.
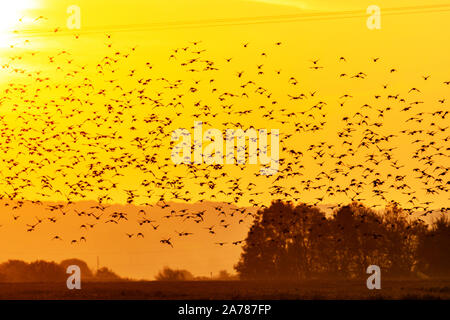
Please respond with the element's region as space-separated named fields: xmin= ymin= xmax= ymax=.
xmin=0 ymin=280 xmax=449 ymax=300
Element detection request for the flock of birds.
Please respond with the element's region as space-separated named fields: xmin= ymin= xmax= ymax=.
xmin=0 ymin=27 xmax=448 ymax=248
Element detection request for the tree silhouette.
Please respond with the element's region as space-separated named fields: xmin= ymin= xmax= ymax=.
xmin=0 ymin=260 xmax=66 ymax=282
xmin=95 ymin=267 xmax=122 ymax=281
xmin=235 ymin=200 xmax=442 ymax=280
xmin=0 ymin=260 xmax=31 ymax=282
xmin=60 ymin=258 xmax=94 ymax=279
xmin=155 ymin=266 xmax=194 ymax=281
xmin=216 ymin=270 xmax=237 ymax=280
xmin=0 ymin=259 xmax=123 ymax=282
xmin=416 ymin=214 xmax=450 ymax=277
xmin=235 ymin=201 xmax=328 ymax=280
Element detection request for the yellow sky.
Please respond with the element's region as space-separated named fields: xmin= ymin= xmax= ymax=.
xmin=0 ymin=0 xmax=448 ymax=279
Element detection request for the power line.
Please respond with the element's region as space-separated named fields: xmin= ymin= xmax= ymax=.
xmin=11 ymin=3 xmax=450 ymax=38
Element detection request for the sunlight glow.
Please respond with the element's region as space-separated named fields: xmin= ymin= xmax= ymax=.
xmin=0 ymin=1 xmax=35 ymax=47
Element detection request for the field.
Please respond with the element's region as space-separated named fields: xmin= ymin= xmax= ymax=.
xmin=0 ymin=280 xmax=449 ymax=300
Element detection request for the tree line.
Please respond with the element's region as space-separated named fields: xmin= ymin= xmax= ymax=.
xmin=235 ymin=201 xmax=449 ymax=280
xmin=0 ymin=258 xmax=122 ymax=282
xmin=155 ymin=266 xmax=238 ymax=281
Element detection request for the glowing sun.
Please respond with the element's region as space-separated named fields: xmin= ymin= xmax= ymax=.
xmin=0 ymin=1 xmax=35 ymax=47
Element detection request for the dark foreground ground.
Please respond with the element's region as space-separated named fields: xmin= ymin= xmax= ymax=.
xmin=0 ymin=280 xmax=449 ymax=300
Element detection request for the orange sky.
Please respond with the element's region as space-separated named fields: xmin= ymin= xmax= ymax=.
xmin=0 ymin=0 xmax=448 ymax=279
